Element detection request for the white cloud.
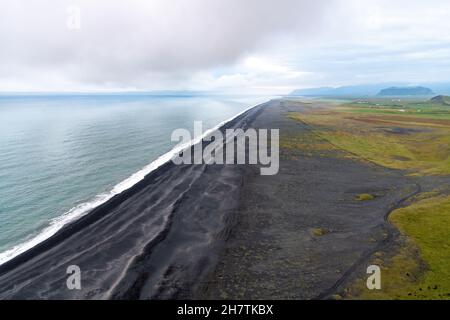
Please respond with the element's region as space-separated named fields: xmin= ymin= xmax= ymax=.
xmin=0 ymin=0 xmax=335 ymax=92
xmin=1 ymin=0 xmax=450 ymax=93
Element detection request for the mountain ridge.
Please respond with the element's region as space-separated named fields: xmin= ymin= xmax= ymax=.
xmin=377 ymin=86 xmax=434 ymax=96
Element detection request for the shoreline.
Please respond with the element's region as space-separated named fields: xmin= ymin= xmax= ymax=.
xmin=0 ymin=101 xmax=265 ymax=269
xmin=2 ymin=98 xmax=445 ymax=299
xmin=0 ymin=100 xmax=268 ymax=299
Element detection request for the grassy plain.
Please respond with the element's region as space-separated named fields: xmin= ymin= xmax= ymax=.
xmin=287 ymin=99 xmax=450 ymax=175
xmin=285 ymin=98 xmax=450 ymax=299
xmin=346 ymin=193 xmax=450 ymax=299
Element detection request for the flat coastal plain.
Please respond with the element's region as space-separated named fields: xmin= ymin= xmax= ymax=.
xmin=202 ymin=100 xmax=433 ymax=299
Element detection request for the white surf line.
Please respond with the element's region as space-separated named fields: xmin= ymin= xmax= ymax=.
xmin=0 ymin=100 xmax=267 ymax=267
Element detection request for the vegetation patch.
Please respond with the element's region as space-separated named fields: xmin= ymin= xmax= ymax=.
xmin=356 ymin=193 xmax=375 ymax=201
xmin=346 ymin=194 xmax=450 ymax=299
xmin=287 ymin=99 xmax=450 ymax=300
xmin=312 ymin=228 xmax=330 ymax=237
xmin=287 ymin=100 xmax=450 ymax=175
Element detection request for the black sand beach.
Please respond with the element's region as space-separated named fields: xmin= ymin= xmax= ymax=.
xmin=0 ymin=99 xmax=437 ymax=299
xmin=0 ymin=102 xmax=265 ymax=299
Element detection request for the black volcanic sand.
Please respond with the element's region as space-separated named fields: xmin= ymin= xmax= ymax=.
xmin=0 ymin=99 xmax=444 ymax=299
xmin=0 ymin=103 xmax=265 ymax=299
xmin=199 ymin=100 xmax=436 ymax=299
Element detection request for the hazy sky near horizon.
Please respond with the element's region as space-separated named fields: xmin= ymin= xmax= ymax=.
xmin=1 ymin=0 xmax=450 ymax=94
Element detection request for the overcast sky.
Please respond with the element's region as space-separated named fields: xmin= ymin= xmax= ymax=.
xmin=1 ymin=0 xmax=450 ymax=94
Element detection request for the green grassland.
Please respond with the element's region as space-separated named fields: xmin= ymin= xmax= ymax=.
xmin=287 ymin=99 xmax=450 ymax=175
xmin=340 ymin=98 xmax=450 ymax=120
xmin=286 ymin=98 xmax=450 ymax=300
xmin=347 ymin=193 xmax=450 ymax=300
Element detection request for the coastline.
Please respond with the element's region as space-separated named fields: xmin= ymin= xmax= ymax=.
xmin=1 ymin=98 xmax=445 ymax=300
xmin=0 ymin=100 xmax=265 ymax=268
xmin=0 ymin=101 xmax=268 ymax=299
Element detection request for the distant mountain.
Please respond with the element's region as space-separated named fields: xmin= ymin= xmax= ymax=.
xmin=288 ymin=83 xmax=450 ymax=98
xmin=430 ymin=95 xmax=450 ymax=105
xmin=289 ymin=83 xmax=407 ymax=97
xmin=421 ymin=83 xmax=450 ymax=95
xmin=377 ymin=86 xmax=434 ymax=96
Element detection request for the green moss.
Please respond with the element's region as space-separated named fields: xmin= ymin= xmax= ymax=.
xmin=347 ymin=195 xmax=450 ymax=300
xmin=312 ymin=228 xmax=329 ymax=237
xmin=220 ymin=290 xmax=229 ymax=300
xmin=389 ymin=196 xmax=450 ymax=299
xmin=356 ymin=193 xmax=375 ymax=201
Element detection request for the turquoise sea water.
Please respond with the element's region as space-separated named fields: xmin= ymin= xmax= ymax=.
xmin=0 ymin=94 xmax=267 ymax=264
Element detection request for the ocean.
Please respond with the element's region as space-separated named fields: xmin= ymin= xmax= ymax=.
xmin=0 ymin=94 xmax=267 ymax=265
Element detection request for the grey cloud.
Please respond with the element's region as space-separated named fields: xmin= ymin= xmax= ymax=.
xmin=0 ymin=0 xmax=335 ymax=90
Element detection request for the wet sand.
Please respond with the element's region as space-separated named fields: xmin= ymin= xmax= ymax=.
xmin=0 ymin=99 xmax=436 ymax=299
